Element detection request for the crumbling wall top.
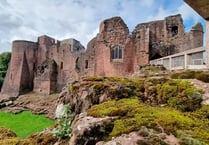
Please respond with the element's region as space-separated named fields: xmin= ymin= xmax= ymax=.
xmin=191 ymin=22 xmax=203 ymax=32
xmin=60 ymin=38 xmax=85 ymax=52
xmin=38 ymin=35 xmax=56 ymax=45
xmin=99 ymin=16 xmax=129 ymax=34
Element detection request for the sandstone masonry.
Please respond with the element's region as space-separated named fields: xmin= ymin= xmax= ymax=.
xmin=1 ymin=14 xmax=203 ymax=96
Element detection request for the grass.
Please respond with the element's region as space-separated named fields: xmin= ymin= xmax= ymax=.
xmin=0 ymin=111 xmax=54 ymax=138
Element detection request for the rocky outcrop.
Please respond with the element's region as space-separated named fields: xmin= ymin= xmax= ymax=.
xmin=0 ymin=93 xmax=58 ymax=119
xmin=96 ymin=130 xmax=179 ymax=145
xmin=57 ymin=76 xmax=146 ymax=115
xmin=69 ymin=112 xmax=117 ymax=145
xmin=189 ymin=79 xmax=209 ymax=105
xmin=69 ymin=113 xmax=179 ymax=145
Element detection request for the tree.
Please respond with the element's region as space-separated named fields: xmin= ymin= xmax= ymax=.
xmin=0 ymin=52 xmax=11 ymax=89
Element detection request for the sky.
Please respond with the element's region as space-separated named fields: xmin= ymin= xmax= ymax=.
xmin=0 ymin=0 xmax=205 ymax=53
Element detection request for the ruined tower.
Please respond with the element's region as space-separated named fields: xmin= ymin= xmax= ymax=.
xmin=0 ymin=14 xmax=204 ymax=97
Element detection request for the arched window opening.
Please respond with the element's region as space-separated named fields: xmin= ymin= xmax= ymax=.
xmin=119 ymin=48 xmax=122 ymax=59
xmin=111 ymin=45 xmax=123 ymax=60
xmin=171 ymin=26 xmax=178 ymax=36
xmin=75 ymin=57 xmax=80 ymax=72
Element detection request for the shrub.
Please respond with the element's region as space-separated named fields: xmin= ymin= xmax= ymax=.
xmin=170 ymin=70 xmax=198 ymax=79
xmin=52 ymin=104 xmax=73 ymax=139
xmin=195 ymin=72 xmax=209 ymax=83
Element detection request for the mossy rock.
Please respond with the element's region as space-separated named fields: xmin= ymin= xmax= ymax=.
xmin=0 ymin=127 xmax=17 ymax=140
xmin=170 ymin=70 xmax=198 ymax=79
xmin=27 ymin=133 xmax=57 ymax=145
xmin=177 ymin=131 xmax=208 ymax=145
xmin=0 ymin=137 xmax=19 ymax=145
xmin=189 ymin=105 xmax=209 ymax=119
xmin=87 ymin=98 xmax=209 ymax=143
xmin=195 ymin=72 xmax=209 ymax=83
xmin=69 ymin=76 xmax=145 ymax=101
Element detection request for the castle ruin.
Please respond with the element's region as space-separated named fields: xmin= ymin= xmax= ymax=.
xmin=0 ymin=14 xmax=203 ymax=96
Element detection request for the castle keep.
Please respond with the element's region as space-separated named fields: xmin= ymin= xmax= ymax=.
xmin=1 ymin=14 xmax=203 ymax=96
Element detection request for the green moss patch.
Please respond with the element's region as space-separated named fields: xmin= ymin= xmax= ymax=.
xmin=170 ymin=70 xmax=209 ymax=83
xmin=87 ymin=98 xmax=209 ymax=144
xmin=70 ymin=76 xmax=203 ymax=112
xmin=70 ymin=76 xmax=145 ymax=100
xmin=0 ymin=111 xmax=54 ymax=138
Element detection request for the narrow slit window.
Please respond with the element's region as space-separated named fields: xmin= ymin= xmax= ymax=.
xmin=115 ymin=47 xmax=119 ymax=58
xmin=119 ymin=48 xmax=122 ymax=59
xmin=60 ymin=62 xmax=63 ymax=70
xmin=111 ymin=49 xmax=115 ymax=59
xmin=85 ymin=60 xmax=88 ymax=69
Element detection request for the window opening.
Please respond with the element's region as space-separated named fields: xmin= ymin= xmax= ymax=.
xmin=111 ymin=45 xmax=122 ymax=59
xmin=76 ymin=57 xmax=80 ymax=72
xmin=171 ymin=26 xmax=178 ymax=36
xmin=85 ymin=60 xmax=88 ymax=69
xmin=119 ymin=48 xmax=122 ymax=59
xmin=60 ymin=62 xmax=63 ymax=70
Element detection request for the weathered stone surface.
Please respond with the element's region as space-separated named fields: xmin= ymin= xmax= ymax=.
xmin=189 ymin=79 xmax=209 ymax=105
xmin=69 ymin=112 xmax=117 ymax=145
xmin=68 ymin=112 xmax=179 ymax=145
xmin=0 ymin=93 xmax=58 ymax=119
xmin=96 ymin=132 xmax=179 ymax=145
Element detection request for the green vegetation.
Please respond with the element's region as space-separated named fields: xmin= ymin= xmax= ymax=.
xmin=0 ymin=111 xmax=54 ymax=138
xmin=71 ymin=76 xmax=145 ymax=100
xmin=0 ymin=52 xmax=11 ymax=89
xmin=80 ymin=76 xmax=208 ymax=144
xmin=70 ymin=76 xmax=203 ymax=112
xmin=156 ymin=79 xmax=202 ymax=111
xmin=195 ymin=72 xmax=209 ymax=83
xmin=87 ymin=98 xmax=209 ymax=144
xmin=170 ymin=70 xmax=209 ymax=83
xmin=0 ymin=126 xmax=58 ymax=145
xmin=52 ymin=104 xmax=73 ymax=138
xmin=170 ymin=70 xmax=197 ymax=79
xmin=139 ymin=64 xmax=167 ymax=75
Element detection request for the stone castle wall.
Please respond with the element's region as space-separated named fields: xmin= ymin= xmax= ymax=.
xmin=0 ymin=14 xmax=204 ymax=96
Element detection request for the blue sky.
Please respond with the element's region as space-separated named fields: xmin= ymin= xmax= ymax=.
xmin=0 ymin=0 xmax=205 ymax=53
